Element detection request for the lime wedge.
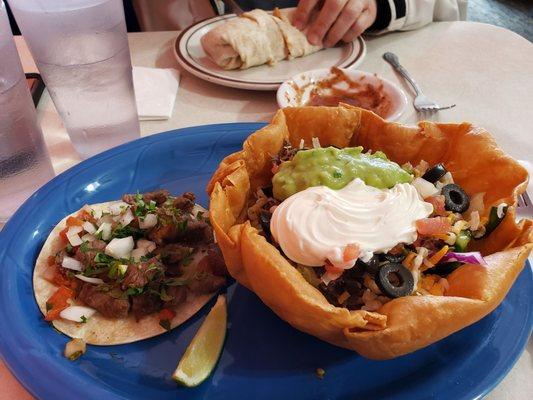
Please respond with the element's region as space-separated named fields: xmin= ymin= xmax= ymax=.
xmin=172 ymin=295 xmax=227 ymax=387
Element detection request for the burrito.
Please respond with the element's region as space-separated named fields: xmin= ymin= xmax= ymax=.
xmin=201 ymin=8 xmax=322 ymax=70
xmin=207 ymin=105 xmax=532 ymax=359
xmin=34 ymin=190 xmax=227 ymax=345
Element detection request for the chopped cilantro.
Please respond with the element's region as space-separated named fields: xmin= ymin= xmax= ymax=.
xmin=333 ymin=171 xmax=342 ymax=179
xmin=65 ymin=243 xmax=73 ymax=253
xmin=159 ymin=318 xmax=171 ymax=331
xmin=196 ymin=211 xmax=204 ymax=221
xmin=125 ymin=287 xmax=144 ymax=296
xmin=159 ymin=287 xmax=174 ymax=302
xmin=177 ymin=219 xmax=188 ymax=233
xmin=94 ymin=252 xmax=114 ymax=265
xmin=80 ymin=315 xmax=87 ymax=323
xmin=112 ymin=225 xmax=142 ymax=239
xmin=181 ymin=254 xmax=194 ymax=266
xmin=79 ymin=242 xmax=90 ymax=253
xmin=45 ymin=302 xmax=53 ymax=312
xmin=165 ymin=277 xmax=188 ymax=286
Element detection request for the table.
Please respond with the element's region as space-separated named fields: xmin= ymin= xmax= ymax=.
xmin=2 ymin=22 xmax=532 ymax=399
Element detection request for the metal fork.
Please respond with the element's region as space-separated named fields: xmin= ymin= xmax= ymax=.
xmin=383 ymin=52 xmax=456 ymax=113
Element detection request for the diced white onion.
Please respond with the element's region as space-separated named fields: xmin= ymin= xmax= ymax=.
xmin=109 ymin=202 xmax=129 ymax=216
xmin=412 ymin=177 xmax=439 ymax=199
xmin=95 ymin=222 xmax=112 ymax=241
xmin=67 ymin=233 xmax=83 ymax=247
xmin=131 ymin=247 xmax=148 ymax=261
xmin=105 ymin=236 xmax=134 ymax=260
xmin=81 ymin=234 xmax=96 ymax=242
xmin=497 ymin=203 xmax=508 ymax=219
xmin=96 ymin=214 xmax=114 ymax=227
xmin=298 ymin=139 xmax=305 ymax=149
xmin=62 ymin=256 xmax=83 ymax=271
xmin=119 ymin=208 xmax=135 ymax=227
xmin=60 ymin=306 xmax=96 ymax=322
xmin=136 ymin=239 xmax=156 ymax=252
xmin=312 ymin=137 xmax=321 ymax=149
xmin=139 ymin=213 xmax=158 ymax=229
xmin=82 ymin=221 xmax=96 ymax=234
xmin=75 ymin=274 xmax=104 ymax=284
xmin=90 ymin=206 xmax=103 ymax=220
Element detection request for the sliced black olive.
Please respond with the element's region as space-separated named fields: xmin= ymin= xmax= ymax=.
xmin=259 ymin=211 xmax=272 ymax=240
xmin=378 ymin=252 xmax=406 ymax=264
xmin=261 ymin=186 xmax=273 ymax=198
xmin=421 ymin=163 xmax=448 ymax=183
xmin=425 ymin=261 xmax=463 ymax=277
xmin=441 ymin=183 xmax=470 ymax=213
xmin=356 ymin=255 xmax=380 ymax=275
xmin=480 ymin=205 xmax=508 ymax=238
xmin=375 ymin=263 xmax=414 ymax=298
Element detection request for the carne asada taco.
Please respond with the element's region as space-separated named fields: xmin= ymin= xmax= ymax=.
xmin=207 ymin=105 xmax=532 ymax=359
xmin=34 ymin=190 xmax=227 ymax=345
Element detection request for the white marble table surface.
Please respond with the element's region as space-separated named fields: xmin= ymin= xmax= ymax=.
xmin=2 ymin=22 xmax=531 ymax=399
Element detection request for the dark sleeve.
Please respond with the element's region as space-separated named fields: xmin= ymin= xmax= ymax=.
xmin=367 ymin=0 xmax=407 ymax=32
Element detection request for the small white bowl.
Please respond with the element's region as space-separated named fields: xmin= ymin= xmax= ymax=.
xmin=277 ymin=68 xmax=408 ymax=121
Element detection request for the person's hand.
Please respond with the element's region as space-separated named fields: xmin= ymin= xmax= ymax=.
xmin=293 ymin=0 xmax=377 ymax=47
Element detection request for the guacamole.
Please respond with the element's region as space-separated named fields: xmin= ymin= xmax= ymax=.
xmin=272 ymin=146 xmax=413 ymax=200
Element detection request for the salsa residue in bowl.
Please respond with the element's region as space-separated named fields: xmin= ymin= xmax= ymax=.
xmin=292 ymin=67 xmax=392 ymax=118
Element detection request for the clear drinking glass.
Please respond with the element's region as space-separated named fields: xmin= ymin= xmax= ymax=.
xmin=0 ymin=0 xmax=54 ymax=225
xmin=9 ymin=0 xmax=141 ymax=159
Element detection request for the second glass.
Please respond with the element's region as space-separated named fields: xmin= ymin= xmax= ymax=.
xmin=9 ymin=0 xmax=141 ymax=159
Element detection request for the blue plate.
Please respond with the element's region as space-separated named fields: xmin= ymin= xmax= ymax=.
xmin=0 ymin=123 xmax=531 ymax=400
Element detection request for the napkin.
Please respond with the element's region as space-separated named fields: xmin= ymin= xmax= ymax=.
xmin=132 ymin=66 xmax=180 ymax=120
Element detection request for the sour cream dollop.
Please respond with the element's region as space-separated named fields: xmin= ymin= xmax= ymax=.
xmin=270 ymin=178 xmax=433 ymax=268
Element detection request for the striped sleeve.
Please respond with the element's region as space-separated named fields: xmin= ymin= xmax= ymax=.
xmin=367 ymin=0 xmax=467 ymax=34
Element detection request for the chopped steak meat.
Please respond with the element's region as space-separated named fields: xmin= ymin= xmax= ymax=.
xmin=121 ymin=258 xmax=164 ymax=290
xmin=142 ymin=190 xmax=170 ymax=205
xmin=131 ymin=294 xmax=162 ymax=320
xmin=173 ymin=192 xmax=196 ymax=213
xmin=182 ymin=219 xmax=213 ymax=244
xmin=148 ymin=223 xmax=179 ymax=245
xmin=156 ymin=243 xmax=193 ymax=265
xmin=165 ymin=286 xmax=187 ymax=307
xmin=77 ymin=283 xmax=130 ymax=318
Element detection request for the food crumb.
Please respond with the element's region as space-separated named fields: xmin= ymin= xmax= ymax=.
xmin=316 ymin=367 xmax=326 ymax=380
xmin=64 ymin=338 xmax=86 ymax=361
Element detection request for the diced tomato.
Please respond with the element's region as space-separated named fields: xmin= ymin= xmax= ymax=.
xmin=159 ymin=308 xmax=176 ymax=322
xmin=416 ymin=217 xmax=451 ymax=236
xmin=426 ymin=195 xmax=446 ymax=216
xmin=66 ymin=216 xmax=83 ymax=227
xmin=59 ymin=227 xmax=69 ymax=243
xmin=45 ymin=286 xmax=74 ymax=321
xmin=77 ymin=209 xmax=94 ymax=222
xmin=52 ymin=270 xmax=77 ymax=290
xmin=343 ymin=244 xmax=360 ymax=262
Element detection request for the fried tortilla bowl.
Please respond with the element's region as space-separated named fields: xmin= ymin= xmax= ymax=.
xmin=34 ymin=201 xmax=217 ymax=345
xmin=207 ymin=105 xmax=532 ymax=360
